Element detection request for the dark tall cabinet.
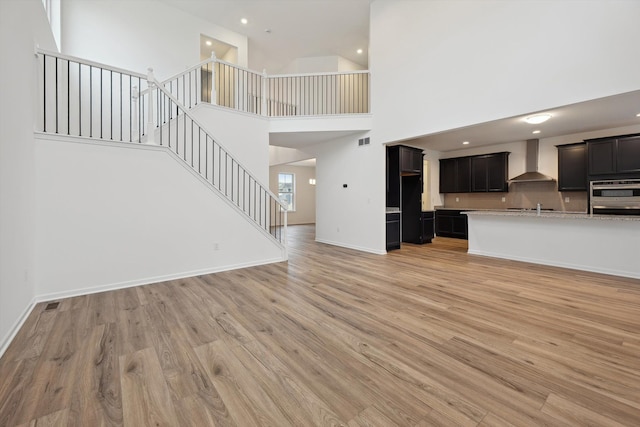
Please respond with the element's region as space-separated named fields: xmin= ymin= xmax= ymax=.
xmin=386 ymin=145 xmax=427 ymax=249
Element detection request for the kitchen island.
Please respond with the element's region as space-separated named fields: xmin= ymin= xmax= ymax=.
xmin=465 ymin=210 xmax=640 ymax=279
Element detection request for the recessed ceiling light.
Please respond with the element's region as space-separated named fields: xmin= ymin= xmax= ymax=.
xmin=462 ymin=141 xmax=470 ymax=145
xmin=241 ymin=18 xmax=248 ymax=25
xmin=636 ymin=112 xmax=640 ymax=117
xmin=524 ymin=114 xmax=552 ymax=124
xmin=205 ymin=40 xmax=212 ymax=46
xmin=532 ymin=130 xmax=541 ymax=134
xmin=357 ymin=49 xmax=363 ymax=54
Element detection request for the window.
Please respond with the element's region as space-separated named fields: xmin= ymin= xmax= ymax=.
xmin=278 ymin=173 xmax=295 ymax=211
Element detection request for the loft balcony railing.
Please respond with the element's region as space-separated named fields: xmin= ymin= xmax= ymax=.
xmin=160 ymin=53 xmax=371 ymax=117
xmin=35 ymin=49 xmax=287 ymax=246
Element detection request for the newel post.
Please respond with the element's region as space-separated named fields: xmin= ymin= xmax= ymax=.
xmin=210 ymin=51 xmax=217 ymax=105
xmin=145 ymin=67 xmax=156 ymax=145
xmin=261 ymin=69 xmax=268 ymax=116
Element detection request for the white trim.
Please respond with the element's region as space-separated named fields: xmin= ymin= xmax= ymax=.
xmin=466 ymin=250 xmax=640 ymax=280
xmin=0 ymin=298 xmax=37 ymax=360
xmin=269 ymin=70 xmax=370 ymax=79
xmin=35 ymin=257 xmax=286 ymax=303
xmin=315 ymin=238 xmax=386 ymax=255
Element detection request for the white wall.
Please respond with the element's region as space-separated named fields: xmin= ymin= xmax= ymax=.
xmin=34 ymin=135 xmax=285 ymax=301
xmin=311 ymin=132 xmax=386 ymax=254
xmin=370 ymin=0 xmax=640 ymax=144
xmin=190 ymin=105 xmax=270 ymax=184
xmin=61 ymin=0 xmax=248 ymax=79
xmin=0 ymin=0 xmax=57 ymax=356
xmin=269 ymin=165 xmax=316 ymax=225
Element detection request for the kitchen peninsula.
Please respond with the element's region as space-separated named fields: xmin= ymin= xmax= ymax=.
xmin=465 ymin=210 xmax=640 ymax=279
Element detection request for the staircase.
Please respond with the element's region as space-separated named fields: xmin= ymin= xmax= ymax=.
xmin=36 ymin=49 xmax=287 ymax=247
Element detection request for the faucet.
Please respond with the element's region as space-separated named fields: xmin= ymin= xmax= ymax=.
xmin=536 ymin=203 xmax=542 ymax=215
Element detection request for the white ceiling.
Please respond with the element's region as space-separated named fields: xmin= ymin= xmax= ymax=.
xmin=160 ymin=0 xmax=371 ymax=73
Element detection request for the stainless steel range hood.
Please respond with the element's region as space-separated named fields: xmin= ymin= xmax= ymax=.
xmin=508 ymin=139 xmax=556 ymax=183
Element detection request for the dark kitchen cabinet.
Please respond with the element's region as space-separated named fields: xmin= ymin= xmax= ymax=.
xmin=471 ymin=152 xmax=509 ymax=192
xmin=435 ymin=209 xmax=468 ymax=239
xmin=557 ymin=143 xmax=587 ymax=191
xmin=421 ymin=211 xmax=435 ymax=244
xmin=386 ymin=212 xmax=401 ymax=251
xmin=439 ymin=157 xmax=471 ymax=193
xmin=586 ymin=134 xmax=640 ymax=179
xmin=402 ymin=174 xmax=422 ymax=244
xmin=400 ymin=146 xmax=423 ymax=175
xmin=617 ymin=135 xmax=640 ymax=174
xmin=588 ymin=139 xmax=616 ymax=176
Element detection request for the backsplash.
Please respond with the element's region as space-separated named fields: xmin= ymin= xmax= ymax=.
xmin=442 ymin=181 xmax=588 ymax=212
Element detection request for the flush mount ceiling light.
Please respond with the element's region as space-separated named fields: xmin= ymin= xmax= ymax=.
xmin=357 ymin=49 xmax=363 ymax=54
xmin=532 ymin=130 xmax=541 ymax=134
xmin=524 ymin=114 xmax=552 ymax=124
xmin=205 ymin=40 xmax=212 ymax=46
xmin=462 ymin=141 xmax=470 ymax=145
xmin=636 ymin=112 xmax=640 ymax=117
xmin=240 ymin=18 xmax=248 ymax=25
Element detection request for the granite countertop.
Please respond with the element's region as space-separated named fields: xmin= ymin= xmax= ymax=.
xmin=463 ymin=210 xmax=640 ymax=221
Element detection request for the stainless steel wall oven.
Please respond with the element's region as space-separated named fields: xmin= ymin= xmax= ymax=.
xmin=590 ymin=179 xmax=640 ymax=215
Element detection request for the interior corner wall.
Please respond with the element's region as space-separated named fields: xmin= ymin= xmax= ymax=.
xmin=0 ymin=0 xmax=57 ymax=355
xmin=370 ymin=0 xmax=640 ymax=144
xmin=269 ymin=165 xmax=316 ymax=225
xmin=311 ymin=133 xmax=386 ymax=254
xmin=60 ymin=0 xmax=248 ymax=79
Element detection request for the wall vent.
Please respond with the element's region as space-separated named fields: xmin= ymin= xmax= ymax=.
xmin=45 ymin=302 xmax=60 ymax=311
xmin=358 ymin=137 xmax=370 ymax=146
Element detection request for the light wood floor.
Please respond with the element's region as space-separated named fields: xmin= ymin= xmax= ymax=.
xmin=1 ymin=225 xmax=639 ymax=426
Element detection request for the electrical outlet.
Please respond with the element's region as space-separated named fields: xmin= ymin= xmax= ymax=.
xmin=565 ymin=197 xmax=570 ymax=203
xmin=455 ymin=197 xmax=459 ymax=202
xmin=214 ymin=243 xmax=219 ymax=251
xmin=501 ymin=197 xmax=506 ymax=202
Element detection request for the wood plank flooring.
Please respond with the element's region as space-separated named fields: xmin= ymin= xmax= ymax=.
xmin=1 ymin=224 xmax=639 ymax=426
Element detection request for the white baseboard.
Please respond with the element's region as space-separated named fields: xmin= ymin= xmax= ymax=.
xmin=315 ymin=238 xmax=386 ymax=255
xmin=1 ymin=256 xmax=285 ymax=360
xmin=36 ymin=257 xmax=286 ymax=303
xmin=0 ymin=297 xmax=37 ymax=360
xmin=467 ymin=249 xmax=639 ymax=280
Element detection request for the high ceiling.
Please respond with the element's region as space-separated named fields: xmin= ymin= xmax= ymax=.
xmin=160 ymin=1 xmax=640 ymax=153
xmin=160 ymin=0 xmax=371 ymax=73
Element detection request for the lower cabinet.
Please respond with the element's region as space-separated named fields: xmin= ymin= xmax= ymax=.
xmin=421 ymin=211 xmax=435 ymax=244
xmin=435 ymin=209 xmax=468 ymax=240
xmin=386 ymin=212 xmax=401 ymax=251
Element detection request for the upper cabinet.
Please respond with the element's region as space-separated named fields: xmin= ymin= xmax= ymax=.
xmin=441 ymin=152 xmax=508 ymax=193
xmin=400 ymin=146 xmax=423 ymax=175
xmin=586 ymin=134 xmax=640 ymax=178
xmin=557 ymin=143 xmax=587 ymax=191
xmin=439 ymin=157 xmax=470 ymax=193
xmin=471 ymin=152 xmax=509 ymax=192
